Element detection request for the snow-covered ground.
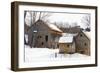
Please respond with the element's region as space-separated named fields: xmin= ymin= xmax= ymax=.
xmin=25 ymin=45 xmax=91 ymax=67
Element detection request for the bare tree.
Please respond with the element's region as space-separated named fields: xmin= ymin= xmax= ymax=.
xmin=24 ymin=11 xmax=52 ymax=46
xmin=25 ymin=11 xmax=51 ymax=27
xmin=53 ymin=22 xmax=70 ymax=28
xmin=38 ymin=12 xmax=51 ymax=23
xmin=71 ymin=22 xmax=78 ymax=27
xmin=25 ymin=11 xmax=52 ymax=28
xmin=81 ymin=15 xmax=90 ymax=29
xmin=29 ymin=11 xmax=38 ymax=26
xmin=53 ymin=22 xmax=61 ymax=28
xmin=53 ymin=22 xmax=62 ymax=28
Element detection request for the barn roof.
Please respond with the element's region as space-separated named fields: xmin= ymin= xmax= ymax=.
xmin=34 ymin=20 xmax=63 ymax=33
xmin=83 ymin=31 xmax=91 ymax=39
xmin=62 ymin=33 xmax=78 ymax=37
xmin=47 ymin=23 xmax=62 ymax=32
xmin=59 ymin=36 xmax=73 ymax=43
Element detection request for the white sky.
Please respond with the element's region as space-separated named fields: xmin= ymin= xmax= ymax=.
xmin=25 ymin=11 xmax=90 ymax=29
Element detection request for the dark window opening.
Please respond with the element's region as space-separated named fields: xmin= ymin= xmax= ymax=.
xmin=45 ymin=35 xmax=48 ymax=42
xmin=39 ymin=36 xmax=41 ymax=38
xmin=84 ymin=43 xmax=87 ymax=46
xmin=80 ymin=34 xmax=82 ymax=37
xmin=80 ymin=51 xmax=84 ymax=54
xmin=41 ymin=42 xmax=44 ymax=45
xmin=37 ymin=35 xmax=42 ymax=38
xmin=57 ymin=44 xmax=59 ymax=48
xmin=67 ymin=44 xmax=69 ymax=47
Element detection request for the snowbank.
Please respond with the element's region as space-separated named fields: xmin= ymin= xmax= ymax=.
xmin=24 ymin=46 xmax=91 ymax=64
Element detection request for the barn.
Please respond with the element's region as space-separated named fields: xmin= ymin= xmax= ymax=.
xmin=27 ymin=20 xmax=63 ymax=48
xmin=58 ymin=36 xmax=76 ymax=54
xmin=75 ymin=30 xmax=90 ymax=55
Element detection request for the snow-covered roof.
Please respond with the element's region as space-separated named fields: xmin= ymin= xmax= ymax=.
xmin=62 ymin=33 xmax=78 ymax=37
xmin=83 ymin=31 xmax=91 ymax=39
xmin=47 ymin=23 xmax=62 ymax=32
xmin=35 ymin=20 xmax=62 ymax=33
xmin=59 ymin=36 xmax=73 ymax=43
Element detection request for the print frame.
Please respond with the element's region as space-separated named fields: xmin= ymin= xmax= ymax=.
xmin=11 ymin=1 xmax=97 ymax=71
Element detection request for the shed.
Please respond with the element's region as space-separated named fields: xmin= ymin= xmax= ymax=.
xmin=59 ymin=36 xmax=76 ymax=54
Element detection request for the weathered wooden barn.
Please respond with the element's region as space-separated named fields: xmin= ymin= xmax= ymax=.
xmin=58 ymin=36 xmax=76 ymax=54
xmin=58 ymin=31 xmax=90 ymax=55
xmin=75 ymin=31 xmax=90 ymax=55
xmin=28 ymin=20 xmax=63 ymax=48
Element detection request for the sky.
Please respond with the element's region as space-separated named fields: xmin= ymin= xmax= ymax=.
xmin=25 ymin=11 xmax=91 ymax=29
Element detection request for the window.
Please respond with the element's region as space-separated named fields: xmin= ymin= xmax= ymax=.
xmin=45 ymin=35 xmax=48 ymax=42
xmin=80 ymin=34 xmax=82 ymax=37
xmin=67 ymin=44 xmax=69 ymax=47
xmin=84 ymin=43 xmax=87 ymax=46
xmin=41 ymin=42 xmax=44 ymax=45
xmin=80 ymin=51 xmax=84 ymax=54
xmin=37 ymin=35 xmax=42 ymax=38
xmin=57 ymin=44 xmax=59 ymax=48
xmin=39 ymin=36 xmax=41 ymax=38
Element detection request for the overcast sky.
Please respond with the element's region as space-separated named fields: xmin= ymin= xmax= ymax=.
xmin=25 ymin=11 xmax=90 ymax=29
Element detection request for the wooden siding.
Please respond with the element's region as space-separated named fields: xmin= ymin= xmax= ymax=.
xmin=75 ymin=31 xmax=90 ymax=55
xmin=27 ymin=20 xmax=61 ymax=48
xmin=59 ymin=42 xmax=75 ymax=54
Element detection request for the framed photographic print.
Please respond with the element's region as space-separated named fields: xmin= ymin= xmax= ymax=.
xmin=11 ymin=1 xmax=97 ymax=71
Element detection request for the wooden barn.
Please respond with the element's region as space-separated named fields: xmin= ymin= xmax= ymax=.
xmin=28 ymin=20 xmax=63 ymax=48
xmin=58 ymin=36 xmax=76 ymax=54
xmin=75 ymin=31 xmax=90 ymax=55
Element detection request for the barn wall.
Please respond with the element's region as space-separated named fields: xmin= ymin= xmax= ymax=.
xmin=75 ymin=32 xmax=90 ymax=55
xmin=28 ymin=20 xmax=60 ymax=48
xmin=59 ymin=42 xmax=75 ymax=54
xmin=68 ymin=42 xmax=76 ymax=53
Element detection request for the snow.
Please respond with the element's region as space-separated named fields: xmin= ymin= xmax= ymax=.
xmin=25 ymin=34 xmax=28 ymax=43
xmin=59 ymin=36 xmax=73 ymax=43
xmin=83 ymin=31 xmax=91 ymax=39
xmin=25 ymin=12 xmax=32 ymax=27
xmin=58 ymin=33 xmax=78 ymax=43
xmin=33 ymin=30 xmax=38 ymax=32
xmin=47 ymin=23 xmax=62 ymax=32
xmin=24 ymin=45 xmax=91 ymax=67
xmin=62 ymin=33 xmax=78 ymax=37
xmin=25 ymin=46 xmax=59 ymax=62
